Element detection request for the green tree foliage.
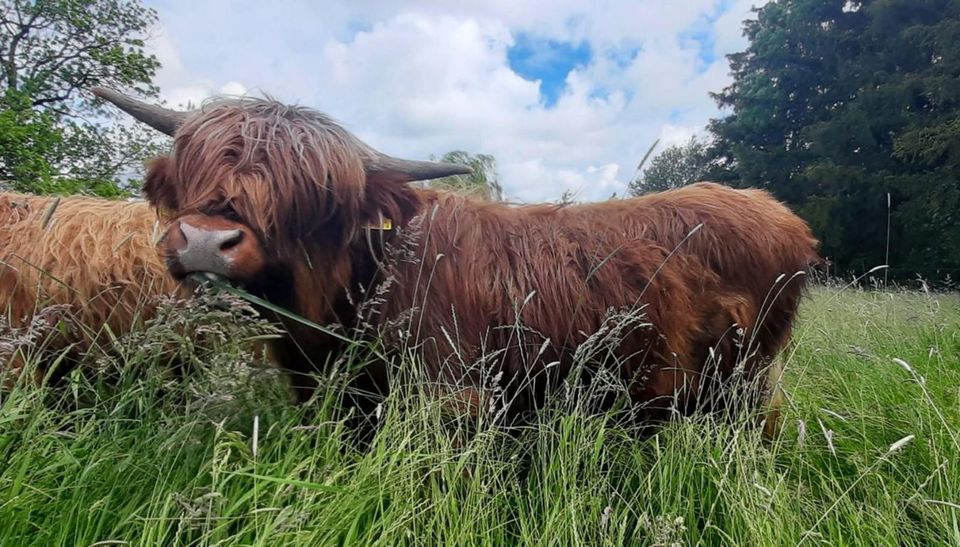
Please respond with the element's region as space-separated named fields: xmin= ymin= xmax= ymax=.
xmin=709 ymin=0 xmax=960 ymax=281
xmin=0 ymin=89 xmax=60 ymax=186
xmin=428 ymin=150 xmax=504 ymax=202
xmin=0 ymin=0 xmax=163 ymax=196
xmin=628 ymin=136 xmax=712 ymax=196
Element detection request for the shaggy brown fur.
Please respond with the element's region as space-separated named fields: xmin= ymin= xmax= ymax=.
xmin=0 ymin=192 xmax=177 ymax=386
xmin=133 ymin=97 xmax=820 ymax=434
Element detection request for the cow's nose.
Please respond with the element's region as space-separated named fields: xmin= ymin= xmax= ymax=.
xmin=214 ymin=227 xmax=244 ymax=251
xmin=175 ymin=221 xmax=242 ymax=276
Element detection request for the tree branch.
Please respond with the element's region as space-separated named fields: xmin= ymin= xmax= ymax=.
xmin=27 ymin=38 xmax=114 ymax=85
xmin=3 ymin=2 xmax=43 ymax=90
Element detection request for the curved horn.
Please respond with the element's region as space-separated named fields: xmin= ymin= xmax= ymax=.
xmin=91 ymin=87 xmax=190 ymax=136
xmin=92 ymin=86 xmax=474 ymax=181
xmin=365 ymin=153 xmax=473 ymax=183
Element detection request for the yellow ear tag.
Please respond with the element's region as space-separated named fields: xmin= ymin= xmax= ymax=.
xmin=365 ymin=217 xmax=393 ymax=230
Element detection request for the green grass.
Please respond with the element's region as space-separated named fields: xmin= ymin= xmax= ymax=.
xmin=1 ymin=286 xmax=958 ymax=546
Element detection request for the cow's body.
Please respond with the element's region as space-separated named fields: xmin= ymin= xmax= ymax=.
xmin=0 ymin=192 xmax=176 ymax=385
xmin=262 ymin=183 xmax=817 ymax=429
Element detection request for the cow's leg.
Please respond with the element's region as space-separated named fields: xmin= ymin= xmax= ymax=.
xmin=760 ymin=358 xmax=785 ymax=440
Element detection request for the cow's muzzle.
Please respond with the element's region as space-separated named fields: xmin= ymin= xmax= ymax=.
xmin=161 ymin=214 xmax=265 ymax=282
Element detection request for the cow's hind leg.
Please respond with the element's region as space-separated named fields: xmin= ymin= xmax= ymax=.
xmin=760 ymin=358 xmax=785 ymax=440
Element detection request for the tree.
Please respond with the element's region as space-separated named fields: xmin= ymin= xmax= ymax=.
xmin=427 ymin=150 xmax=504 ymax=202
xmin=709 ymin=0 xmax=960 ymax=281
xmin=628 ymin=136 xmax=712 ymax=196
xmin=0 ymin=0 xmax=163 ymax=196
xmin=0 ymin=89 xmax=61 ymax=188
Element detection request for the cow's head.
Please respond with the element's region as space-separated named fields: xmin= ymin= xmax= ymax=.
xmin=93 ymin=88 xmax=470 ymax=314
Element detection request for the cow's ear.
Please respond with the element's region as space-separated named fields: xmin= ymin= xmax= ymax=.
xmin=360 ymin=173 xmax=424 ymax=231
xmin=143 ymin=156 xmax=179 ymax=214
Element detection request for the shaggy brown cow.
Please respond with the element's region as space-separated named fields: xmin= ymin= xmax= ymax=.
xmin=95 ymin=88 xmax=820 ymax=436
xmin=0 ymin=192 xmax=177 ymax=386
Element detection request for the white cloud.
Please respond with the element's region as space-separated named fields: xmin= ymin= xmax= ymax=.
xmin=658 ymin=124 xmax=700 ymax=148
xmin=219 ymin=81 xmax=248 ymax=96
xmin=142 ymin=0 xmax=758 ymax=201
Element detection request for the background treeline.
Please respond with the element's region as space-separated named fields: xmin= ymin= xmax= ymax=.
xmin=3 ymin=0 xmax=957 ymax=282
xmin=632 ymin=0 xmax=960 ymax=283
xmin=0 ymin=0 xmax=164 ymax=196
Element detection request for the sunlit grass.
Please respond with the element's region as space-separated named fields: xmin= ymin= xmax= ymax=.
xmin=1 ymin=286 xmax=958 ymax=545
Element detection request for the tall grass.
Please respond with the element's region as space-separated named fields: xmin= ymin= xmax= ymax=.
xmin=0 ymin=286 xmax=958 ymax=545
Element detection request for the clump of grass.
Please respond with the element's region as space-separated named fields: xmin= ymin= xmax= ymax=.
xmin=0 ymin=286 xmax=957 ymax=545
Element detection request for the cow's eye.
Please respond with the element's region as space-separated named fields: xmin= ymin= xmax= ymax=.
xmin=220 ymin=204 xmax=242 ymax=222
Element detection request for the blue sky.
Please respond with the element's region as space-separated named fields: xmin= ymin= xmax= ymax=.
xmin=143 ymin=0 xmax=760 ymax=201
xmin=507 ymin=35 xmax=593 ymax=107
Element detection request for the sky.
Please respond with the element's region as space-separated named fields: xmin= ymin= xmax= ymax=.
xmin=142 ymin=0 xmax=761 ymax=202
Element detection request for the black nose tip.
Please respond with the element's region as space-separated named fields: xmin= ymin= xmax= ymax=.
xmin=219 ymin=229 xmax=243 ymax=251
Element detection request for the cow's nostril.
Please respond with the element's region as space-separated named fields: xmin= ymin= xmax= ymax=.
xmin=218 ymin=229 xmax=244 ymax=251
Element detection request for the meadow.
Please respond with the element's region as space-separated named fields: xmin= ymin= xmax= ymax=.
xmin=0 ymin=284 xmax=958 ymax=546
